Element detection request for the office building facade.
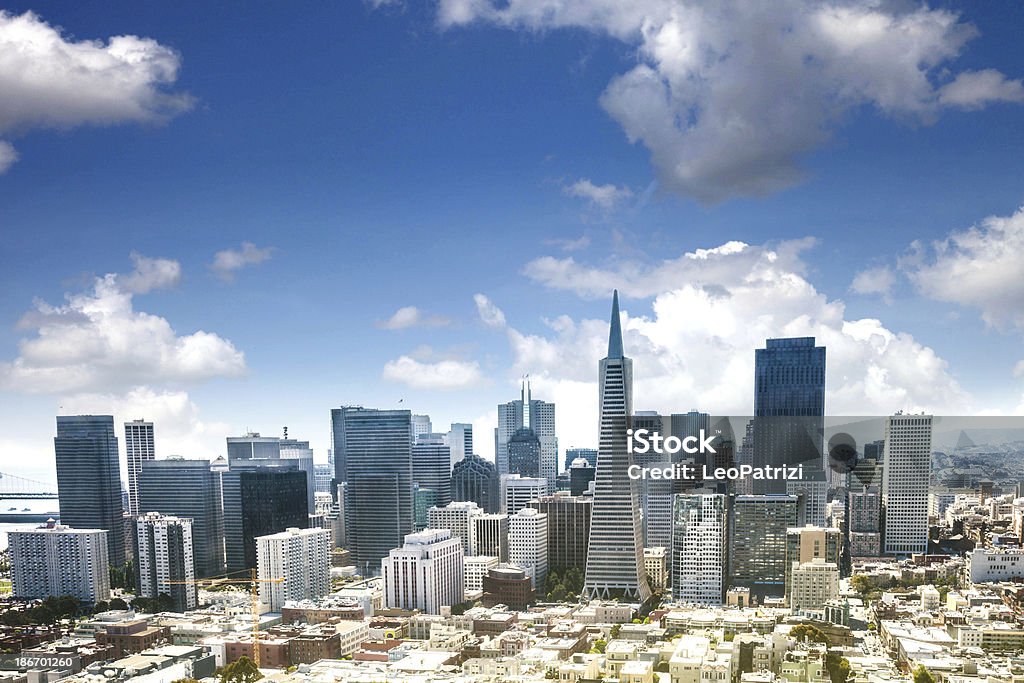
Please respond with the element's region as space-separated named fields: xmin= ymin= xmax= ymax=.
xmin=382 ymin=529 xmax=464 ymax=614
xmin=729 ymin=494 xmax=799 ymax=594
xmin=509 ymin=507 xmax=548 ymax=590
xmin=125 ymin=419 xmax=155 ymax=517
xmin=671 ymin=493 xmax=726 ymax=604
xmin=882 ymin=414 xmax=933 ymax=555
xmin=451 ymin=453 xmax=500 ymax=513
xmin=257 ymin=527 xmax=332 ymax=611
xmin=134 ymin=512 xmax=197 ymax=611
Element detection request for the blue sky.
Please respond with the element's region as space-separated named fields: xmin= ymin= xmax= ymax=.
xmin=1 ymin=0 xmax=1024 ymax=482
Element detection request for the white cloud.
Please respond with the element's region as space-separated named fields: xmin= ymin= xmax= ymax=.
xmin=434 ymin=0 xmax=1022 ymax=202
xmin=563 ymin=178 xmax=632 ymax=209
xmin=504 ymin=238 xmax=971 ymax=450
xmin=938 ymin=69 xmax=1024 ymax=110
xmin=0 ymin=10 xmax=192 ymax=172
xmin=546 ymin=234 xmax=591 ymax=252
xmin=1014 ymin=360 xmax=1024 ymax=379
xmin=474 ymin=293 xmax=507 ymax=328
xmin=0 ymin=140 xmax=18 ymax=173
xmin=377 ymin=306 xmax=451 ymax=330
xmin=850 ymin=265 xmax=896 ymax=298
xmin=903 ymin=206 xmax=1024 ymax=329
xmin=0 ymin=254 xmax=246 ymax=394
xmin=210 ymin=242 xmax=274 ymax=281
xmin=61 ymin=387 xmax=230 ymax=460
xmin=382 ymin=356 xmax=484 ymax=390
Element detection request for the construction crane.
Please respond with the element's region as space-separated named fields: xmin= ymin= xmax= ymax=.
xmin=169 ymin=568 xmax=284 ymax=669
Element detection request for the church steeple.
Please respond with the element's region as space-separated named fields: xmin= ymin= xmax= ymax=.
xmin=607 ymin=289 xmax=624 ymax=359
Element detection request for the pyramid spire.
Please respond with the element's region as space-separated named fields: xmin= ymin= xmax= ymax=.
xmin=607 ymin=289 xmax=624 ymax=359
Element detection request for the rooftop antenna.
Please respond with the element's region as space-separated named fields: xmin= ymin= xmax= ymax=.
xmin=283 ymin=426 xmax=288 ymax=439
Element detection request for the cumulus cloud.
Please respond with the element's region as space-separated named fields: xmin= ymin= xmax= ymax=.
xmin=563 ymin=178 xmax=632 ymax=209
xmin=382 ymin=356 xmax=484 ymax=390
xmin=61 ymin=387 xmax=230 ymax=459
xmin=503 ymin=238 xmax=971 ymax=450
xmin=376 ymin=306 xmax=451 ymax=330
xmin=474 ymin=293 xmax=507 ymax=328
xmin=0 ymin=254 xmax=246 ymax=394
xmin=902 ymin=206 xmax=1024 ymax=329
xmin=0 ymin=10 xmax=192 ymax=172
xmin=210 ymin=242 xmax=274 ymax=281
xmin=850 ymin=265 xmax=896 ymax=299
xmin=434 ymin=0 xmax=1022 ymax=202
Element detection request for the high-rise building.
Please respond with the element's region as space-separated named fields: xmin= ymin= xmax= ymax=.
xmin=257 ymin=527 xmax=332 ymax=612
xmin=382 ymin=529 xmax=464 ymax=614
xmin=446 ymin=423 xmax=474 ymax=471
xmin=451 ymin=453 xmax=500 ymax=513
xmin=848 ymin=486 xmax=882 ymax=557
xmin=729 ymin=494 xmax=799 ymax=595
xmin=9 ymin=524 xmax=110 ymax=603
xmin=509 ymin=507 xmax=548 ymax=590
xmin=280 ymin=437 xmax=316 ymax=515
xmin=564 ymin=448 xmax=598 ymax=472
xmin=332 ymin=407 xmax=414 ymax=572
xmin=533 ymin=493 xmax=591 ymax=572
xmin=125 ymin=420 xmax=155 ymax=517
xmin=752 ymin=338 xmax=826 ymax=501
xmin=55 ymin=415 xmax=126 ymax=566
xmin=497 ymin=382 xmax=557 ymax=483
xmin=427 ymin=501 xmax=484 ymax=555
xmin=633 ymin=412 xmax=674 ymax=550
xmin=504 ymin=475 xmax=547 ymax=516
xmin=413 ymin=433 xmax=452 ymax=507
xmin=464 ymin=555 xmax=500 ymax=598
xmin=221 ymin=464 xmax=309 ymax=571
xmin=134 ymin=512 xmax=197 ymax=611
xmin=644 ymin=547 xmax=668 ymax=592
xmin=138 ymin=458 xmax=225 ymax=578
xmin=882 ymin=414 xmax=933 ymax=555
xmin=413 ymin=484 xmax=438 ymax=531
xmin=583 ymin=292 xmax=651 ymax=602
xmin=313 ymin=464 xmax=334 ymax=494
xmin=507 ymin=427 xmax=542 ymax=478
xmin=784 ymin=525 xmax=841 ymax=604
xmin=226 ymin=432 xmax=282 ymax=460
xmin=671 ymin=493 xmax=726 ymax=604
xmin=471 ymin=513 xmax=509 ymax=561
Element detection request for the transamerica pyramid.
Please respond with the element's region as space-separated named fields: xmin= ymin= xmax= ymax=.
xmin=582 ymin=290 xmax=652 ymax=602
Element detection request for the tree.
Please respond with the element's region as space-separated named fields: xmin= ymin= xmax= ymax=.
xmin=589 ymin=639 xmax=607 ymax=654
xmin=655 ymin=662 xmax=670 ymax=673
xmin=826 ymin=652 xmax=850 ymax=683
xmin=609 ymin=624 xmax=621 ymax=639
xmin=93 ymin=601 xmax=110 ymax=614
xmin=790 ymin=624 xmax=831 ymax=646
xmin=850 ymin=575 xmax=871 ymax=596
xmin=220 ymin=657 xmax=263 ymax=683
xmin=109 ymin=597 xmax=129 ymax=611
xmin=912 ymin=665 xmax=935 ymax=683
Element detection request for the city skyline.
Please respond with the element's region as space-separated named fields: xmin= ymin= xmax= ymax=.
xmin=1 ymin=3 xmax=1024 ymax=483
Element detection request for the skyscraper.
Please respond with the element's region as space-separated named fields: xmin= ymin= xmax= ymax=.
xmin=497 ymin=382 xmax=557 ymax=483
xmin=509 ymin=507 xmax=548 ymax=590
xmin=138 ymin=458 xmax=225 ymax=578
xmin=280 ymin=437 xmax=316 ymax=515
xmin=504 ymin=474 xmax=547 ymax=516
xmin=134 ymin=512 xmax=197 ymax=611
xmin=447 ymin=423 xmax=474 ymax=471
xmin=783 ymin=525 xmax=841 ymax=605
xmin=534 ymin=493 xmax=591 ymax=572
xmin=507 ymin=427 xmax=542 ymax=477
xmin=413 ymin=433 xmax=452 ymax=507
xmin=451 ymin=453 xmax=500 ymax=513
xmin=471 ymin=513 xmax=509 ymax=561
xmin=671 ymin=493 xmax=726 ymax=604
xmin=564 ymin=447 xmax=597 ymax=472
xmin=221 ymin=464 xmax=308 ymax=571
xmin=125 ymin=420 xmax=155 ymax=517
xmin=583 ymin=291 xmax=651 ymax=602
xmin=882 ymin=414 xmax=933 ymax=555
xmin=54 ymin=415 xmax=126 ymax=566
xmin=848 ymin=485 xmax=882 ymax=557
xmin=411 ymin=414 xmax=433 ymax=441
xmin=333 ymin=407 xmax=414 ymax=571
xmin=753 ymin=337 xmax=827 ymax=518
xmin=427 ymin=501 xmax=484 ymax=555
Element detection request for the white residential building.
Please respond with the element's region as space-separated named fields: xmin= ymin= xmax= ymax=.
xmin=124 ymin=419 xmax=155 ymax=517
xmin=427 ymin=501 xmax=484 ymax=555
xmin=672 ymin=493 xmax=726 ymax=604
xmin=968 ymin=548 xmax=1024 ymax=584
xmin=789 ymin=558 xmax=839 ymax=612
xmin=882 ymin=414 xmax=933 ymax=555
xmin=8 ymin=524 xmax=110 ymax=603
xmin=256 ymin=527 xmax=331 ymax=611
xmin=382 ymin=529 xmax=464 ymax=614
xmin=509 ymin=507 xmax=548 ymax=590
xmin=135 ymin=512 xmax=197 ymax=611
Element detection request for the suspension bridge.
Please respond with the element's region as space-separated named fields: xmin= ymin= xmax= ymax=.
xmin=0 ymin=472 xmax=59 ymax=499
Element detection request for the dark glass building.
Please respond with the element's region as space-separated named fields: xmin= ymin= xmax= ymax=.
xmin=507 ymin=427 xmax=541 ymax=478
xmin=138 ymin=458 xmax=225 ymax=578
xmin=332 ymin=407 xmax=413 ymax=573
xmin=54 ymin=415 xmax=126 ymax=566
xmin=412 ymin=434 xmax=452 ymax=508
xmin=563 ymin=448 xmax=597 ymax=471
xmin=221 ymin=465 xmax=308 ymax=571
xmin=450 ymin=453 xmax=500 ymax=513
